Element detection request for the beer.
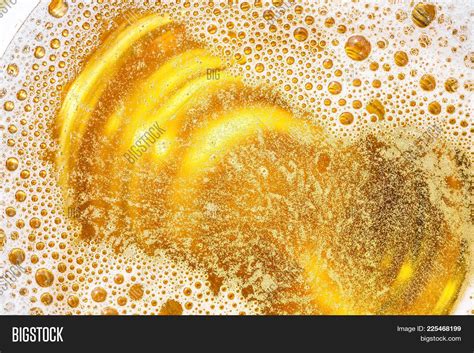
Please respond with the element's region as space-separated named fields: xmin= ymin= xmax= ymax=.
xmin=0 ymin=0 xmax=472 ymax=315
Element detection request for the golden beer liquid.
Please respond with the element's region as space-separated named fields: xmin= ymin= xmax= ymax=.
xmin=0 ymin=1 xmax=472 ymax=315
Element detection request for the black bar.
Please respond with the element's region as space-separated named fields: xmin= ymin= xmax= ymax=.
xmin=0 ymin=316 xmax=472 ymax=352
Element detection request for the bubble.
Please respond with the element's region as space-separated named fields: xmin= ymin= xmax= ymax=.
xmin=8 ymin=248 xmax=25 ymax=265
xmin=34 ymin=46 xmax=46 ymax=59
xmin=101 ymin=307 xmax=119 ymax=315
xmin=30 ymin=308 xmax=44 ymax=315
xmin=29 ymin=217 xmax=41 ymax=229
xmin=324 ymin=17 xmax=335 ymax=28
xmin=345 ymin=35 xmax=371 ymax=61
xmin=7 ymin=64 xmax=19 ymax=77
xmin=35 ymin=269 xmax=55 ymax=287
xmin=420 ymin=74 xmax=436 ymax=91
xmin=366 ymin=99 xmax=385 ymax=120
xmin=50 ymin=39 xmax=61 ymax=49
xmin=207 ymin=25 xmax=217 ymax=34
xmin=339 ymin=112 xmax=354 ymax=125
xmin=464 ymin=52 xmax=474 ymax=69
xmin=428 ymin=101 xmax=441 ymax=115
xmin=117 ymin=296 xmax=127 ymax=306
xmin=305 ymin=16 xmax=315 ymax=25
xmin=5 ymin=207 xmax=16 ymax=217
xmin=352 ymin=100 xmax=362 ymax=109
xmin=263 ymin=10 xmax=274 ymax=22
xmin=67 ymin=295 xmax=80 ymax=308
xmin=4 ymin=101 xmax=14 ymax=111
xmin=323 ymin=59 xmax=333 ymax=69
xmin=91 ymin=287 xmax=107 ymax=302
xmin=16 ymin=90 xmax=27 ymax=101
xmin=159 ymin=299 xmax=183 ymax=315
xmin=337 ymin=24 xmax=347 ymax=34
xmin=114 ymin=274 xmax=124 ymax=284
xmin=412 ymin=3 xmax=436 ymax=28
xmin=0 ymin=230 xmax=6 ymax=249
xmin=240 ymin=2 xmax=251 ymax=12
xmin=129 ymin=283 xmax=144 ymax=300
xmin=394 ymin=51 xmax=409 ymax=67
xmin=293 ymin=27 xmax=308 ymax=42
xmin=15 ymin=190 xmax=27 ymax=202
xmin=6 ymin=157 xmax=19 ymax=171
xmin=464 ymin=80 xmax=474 ymax=92
xmin=444 ymin=78 xmax=459 ymax=93
xmin=41 ymin=293 xmax=53 ymax=305
xmin=328 ymin=81 xmax=342 ymax=95
xmin=48 ymin=0 xmax=68 ymax=18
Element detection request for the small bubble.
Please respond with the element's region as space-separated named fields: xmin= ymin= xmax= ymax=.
xmin=255 ymin=63 xmax=265 ymax=73
xmin=412 ymin=3 xmax=436 ymax=28
xmin=345 ymin=35 xmax=371 ymax=61
xmin=35 ymin=269 xmax=55 ymax=287
xmin=444 ymin=78 xmax=458 ymax=93
xmin=16 ymin=90 xmax=27 ymax=101
xmin=5 ymin=207 xmax=16 ymax=217
xmin=6 ymin=157 xmax=19 ymax=171
xmin=34 ymin=46 xmax=46 ymax=59
xmin=15 ymin=190 xmax=27 ymax=202
xmin=293 ymin=27 xmax=308 ymax=42
xmin=8 ymin=248 xmax=25 ymax=265
xmin=102 ymin=307 xmax=119 ymax=315
xmin=7 ymin=64 xmax=19 ymax=77
xmin=48 ymin=0 xmax=68 ymax=18
xmin=114 ymin=274 xmax=124 ymax=284
xmin=29 ymin=217 xmax=41 ymax=229
xmin=420 ymin=74 xmax=436 ymax=91
xmin=129 ymin=283 xmax=144 ymax=300
xmin=323 ymin=59 xmax=333 ymax=69
xmin=240 ymin=2 xmax=251 ymax=11
xmin=328 ymin=81 xmax=342 ymax=95
xmin=91 ymin=287 xmax=107 ymax=302
xmin=394 ymin=51 xmax=409 ymax=67
xmin=4 ymin=101 xmax=14 ymax=111
xmin=263 ymin=10 xmax=274 ymax=22
xmin=366 ymin=99 xmax=385 ymax=120
xmin=339 ymin=112 xmax=354 ymax=125
xmin=67 ymin=295 xmax=80 ymax=308
xmin=305 ymin=16 xmax=315 ymax=25
xmin=159 ymin=299 xmax=183 ymax=315
xmin=464 ymin=52 xmax=474 ymax=69
xmin=41 ymin=293 xmax=53 ymax=305
xmin=0 ymin=230 xmax=6 ymax=249
xmin=50 ymin=39 xmax=61 ymax=49
xmin=428 ymin=101 xmax=441 ymax=115
xmin=207 ymin=25 xmax=217 ymax=34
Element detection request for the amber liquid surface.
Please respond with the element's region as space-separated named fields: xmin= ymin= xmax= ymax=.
xmin=0 ymin=0 xmax=472 ymax=315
